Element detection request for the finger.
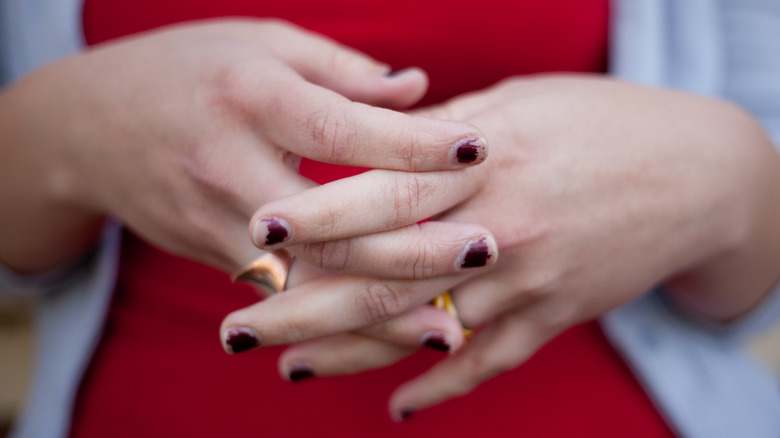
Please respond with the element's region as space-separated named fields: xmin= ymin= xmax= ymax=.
xmin=278 ymin=333 xmax=413 ymax=381
xmin=286 ymin=256 xmax=331 ymax=288
xmin=409 ymin=91 xmax=502 ymax=121
xmin=409 ymin=76 xmax=547 ymax=120
xmin=220 ymin=274 xmax=461 ymax=353
xmin=250 ymin=168 xmax=487 ymax=249
xmin=355 ymin=305 xmax=466 ymax=352
xmin=278 ymin=304 xmax=467 ymax=381
xmin=238 ymin=264 xmax=468 ymax=352
xmin=274 ymin=251 xmax=470 ymax=352
xmin=387 ymin=309 xmax=554 ymax=421
xmin=245 ymin=19 xmax=428 ymax=108
xmin=258 ymin=71 xmax=488 ymax=172
xmin=159 ymin=134 xmax=317 ymax=273
xmin=448 ymin=267 xmax=535 ymax=329
xmin=290 ymin=222 xmax=498 ymax=279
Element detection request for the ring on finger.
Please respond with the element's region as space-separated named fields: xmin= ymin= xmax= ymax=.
xmin=233 ymin=250 xmax=294 ymax=296
xmin=430 ymin=291 xmax=472 ymax=339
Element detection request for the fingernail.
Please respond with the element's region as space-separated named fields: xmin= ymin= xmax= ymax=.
xmin=288 ymin=364 xmax=316 ymax=382
xmin=457 ymin=237 xmax=495 ymax=269
xmin=451 ymin=137 xmax=487 ymax=165
xmin=253 ymin=217 xmax=291 ymax=247
xmin=399 ymin=408 xmax=416 ymax=421
xmin=224 ymin=327 xmax=261 ymax=354
xmin=421 ymin=331 xmax=450 ymax=352
xmin=383 ymin=66 xmax=415 ymax=79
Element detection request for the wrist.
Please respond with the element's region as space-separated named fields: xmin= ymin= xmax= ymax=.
xmin=0 ymin=64 xmax=106 ymax=274
xmin=664 ymin=111 xmax=780 ymax=322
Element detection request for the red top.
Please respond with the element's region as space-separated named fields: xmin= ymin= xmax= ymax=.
xmin=71 ymin=1 xmax=675 ymax=437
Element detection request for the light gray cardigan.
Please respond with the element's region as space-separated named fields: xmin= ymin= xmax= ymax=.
xmin=2 ymin=1 xmax=780 ymax=437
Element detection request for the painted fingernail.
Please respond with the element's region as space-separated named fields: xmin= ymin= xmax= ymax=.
xmin=457 ymin=236 xmax=495 ymax=269
xmin=451 ymin=137 xmax=487 ymax=165
xmin=378 ymin=64 xmax=392 ymax=76
xmin=399 ymin=408 xmax=416 ymax=421
xmin=288 ymin=364 xmax=316 ymax=382
xmin=253 ymin=217 xmax=292 ymax=247
xmin=383 ymin=66 xmax=416 ymax=79
xmin=224 ymin=327 xmax=261 ymax=354
xmin=383 ymin=68 xmax=403 ymax=78
xmin=421 ymin=331 xmax=450 ymax=352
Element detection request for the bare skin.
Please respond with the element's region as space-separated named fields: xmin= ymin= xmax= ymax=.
xmin=2 ymin=18 xmax=778 ymax=423
xmin=221 ymin=76 xmax=780 ymax=419
xmin=0 ymin=19 xmax=488 ymax=275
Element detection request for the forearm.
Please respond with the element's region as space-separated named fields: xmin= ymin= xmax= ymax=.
xmin=0 ymin=69 xmax=105 ymax=274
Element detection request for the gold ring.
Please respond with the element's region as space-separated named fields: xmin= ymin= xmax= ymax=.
xmin=430 ymin=291 xmax=472 ymax=339
xmin=233 ymin=250 xmax=294 ymax=296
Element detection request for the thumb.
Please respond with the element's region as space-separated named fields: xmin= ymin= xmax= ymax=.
xmin=253 ymin=20 xmax=428 ymax=108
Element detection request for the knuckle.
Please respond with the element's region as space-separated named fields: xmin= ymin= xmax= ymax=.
xmin=180 ymin=210 xmax=235 ymax=269
xmin=300 ymin=239 xmax=351 ymax=272
xmin=208 ymin=56 xmax=292 ymax=125
xmin=388 ymin=175 xmax=425 ymax=227
xmin=272 ymin=318 xmax=310 ymax=344
xmin=406 ymin=235 xmax=438 ymax=279
xmin=327 ymin=47 xmax=361 ymax=76
xmin=357 ymin=280 xmax=406 ymax=323
xmin=307 ymin=107 xmax=356 ymax=163
xmin=502 ymin=217 xmax=549 ymax=250
xmin=519 ymin=268 xmax=561 ymax=301
xmin=182 ymin=153 xmax=243 ymax=207
xmin=209 ymin=61 xmax=263 ymax=117
xmin=179 ymin=158 xmax=249 ymax=269
xmin=311 ymin=201 xmax=341 ymax=242
xmin=404 ymin=127 xmax=428 ymax=171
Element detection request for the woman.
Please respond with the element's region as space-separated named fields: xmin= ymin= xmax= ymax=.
xmin=1 ymin=0 xmax=779 ymax=437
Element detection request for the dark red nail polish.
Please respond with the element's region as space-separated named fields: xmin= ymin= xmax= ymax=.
xmin=453 ymin=137 xmax=486 ymax=164
xmin=225 ymin=328 xmax=260 ymax=354
xmin=459 ymin=237 xmax=492 ymax=269
xmin=400 ymin=408 xmax=416 ymax=421
xmin=457 ymin=143 xmax=479 ymax=163
xmin=263 ymin=218 xmax=289 ymax=246
xmin=288 ymin=365 xmax=315 ymax=382
xmin=422 ymin=332 xmax=450 ymax=352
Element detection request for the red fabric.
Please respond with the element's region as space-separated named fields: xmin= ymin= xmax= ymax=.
xmin=71 ymin=1 xmax=676 ymax=437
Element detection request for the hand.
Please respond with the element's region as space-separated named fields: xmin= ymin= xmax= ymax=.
xmin=0 ymin=19 xmax=488 ymax=273
xmin=221 ymin=74 xmax=780 ymax=418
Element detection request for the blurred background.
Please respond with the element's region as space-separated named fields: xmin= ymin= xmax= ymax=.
xmin=0 ymin=298 xmax=34 ymax=438
xmin=1 ymin=297 xmax=779 ymax=436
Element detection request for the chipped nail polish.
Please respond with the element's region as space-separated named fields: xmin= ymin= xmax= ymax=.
xmin=288 ymin=364 xmax=315 ymax=382
xmin=224 ymin=327 xmax=261 ymax=354
xmin=383 ymin=66 xmax=414 ymax=79
xmin=458 ymin=237 xmax=493 ymax=269
xmin=254 ymin=217 xmax=291 ymax=247
xmin=378 ymin=64 xmax=393 ymax=76
xmin=452 ymin=137 xmax=487 ymax=165
xmin=399 ymin=408 xmax=416 ymax=421
xmin=421 ymin=332 xmax=450 ymax=352
xmin=383 ymin=68 xmax=403 ymax=78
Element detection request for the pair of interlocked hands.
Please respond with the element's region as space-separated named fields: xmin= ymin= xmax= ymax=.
xmin=2 ymin=19 xmax=779 ymax=419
